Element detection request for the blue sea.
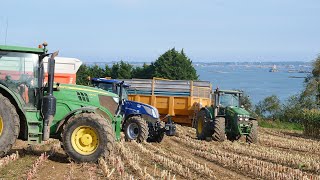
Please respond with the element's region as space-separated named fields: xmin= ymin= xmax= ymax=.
xmin=195 ymin=62 xmax=312 ymax=104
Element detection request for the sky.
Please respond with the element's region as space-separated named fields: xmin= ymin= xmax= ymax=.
xmin=0 ymin=0 xmax=319 ymax=62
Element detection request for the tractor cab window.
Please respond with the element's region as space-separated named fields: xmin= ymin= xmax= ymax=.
xmin=93 ymin=82 xmax=114 ymax=93
xmin=0 ymin=51 xmax=39 ymax=106
xmin=219 ymin=93 xmax=240 ymax=107
xmin=92 ymin=82 xmax=128 ymax=100
xmin=121 ymin=86 xmax=129 ymax=100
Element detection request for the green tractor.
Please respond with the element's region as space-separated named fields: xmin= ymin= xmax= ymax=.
xmin=195 ymin=89 xmax=257 ymax=143
xmin=0 ymin=43 xmax=122 ymax=162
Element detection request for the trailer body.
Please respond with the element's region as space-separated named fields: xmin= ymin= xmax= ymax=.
xmin=121 ymin=78 xmax=212 ymax=126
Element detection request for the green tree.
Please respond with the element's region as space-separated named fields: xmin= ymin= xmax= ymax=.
xmin=280 ymin=94 xmax=303 ymax=123
xmin=240 ymin=92 xmax=253 ymax=112
xmin=132 ymin=63 xmax=154 ymax=79
xmin=111 ymin=61 xmax=133 ymax=79
xmin=299 ymin=55 xmax=320 ymax=109
xmin=255 ymin=95 xmax=281 ymax=120
xmin=152 ymin=48 xmax=198 ymax=80
xmin=76 ymin=64 xmax=91 ymax=85
xmin=88 ymin=64 xmax=106 ymax=79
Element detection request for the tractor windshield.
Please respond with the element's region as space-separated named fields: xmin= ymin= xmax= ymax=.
xmin=219 ymin=93 xmax=240 ymax=107
xmin=92 ymin=82 xmax=128 ymax=100
xmin=0 ymin=51 xmax=39 ymax=105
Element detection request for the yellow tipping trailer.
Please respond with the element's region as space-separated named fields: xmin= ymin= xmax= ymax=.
xmin=122 ymin=78 xmax=212 ymax=126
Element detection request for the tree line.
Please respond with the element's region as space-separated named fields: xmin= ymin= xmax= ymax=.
xmin=76 ymin=48 xmax=198 ymax=85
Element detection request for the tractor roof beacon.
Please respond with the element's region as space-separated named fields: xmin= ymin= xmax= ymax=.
xmin=0 ymin=44 xmax=122 ymax=162
xmin=91 ymin=78 xmax=176 ymax=143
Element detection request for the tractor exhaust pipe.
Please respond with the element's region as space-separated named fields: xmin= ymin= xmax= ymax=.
xmin=42 ymin=51 xmax=58 ymax=141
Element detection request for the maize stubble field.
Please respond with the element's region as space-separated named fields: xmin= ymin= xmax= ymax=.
xmin=0 ymin=125 xmax=319 ymax=180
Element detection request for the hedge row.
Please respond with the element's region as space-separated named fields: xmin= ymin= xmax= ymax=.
xmin=302 ymin=109 xmax=320 ymax=138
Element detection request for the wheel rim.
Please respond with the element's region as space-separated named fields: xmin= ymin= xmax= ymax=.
xmin=71 ymin=126 xmax=99 ymax=155
xmin=197 ymin=117 xmax=203 ymax=134
xmin=126 ymin=123 xmax=139 ymax=139
xmin=0 ymin=115 xmax=3 ymax=136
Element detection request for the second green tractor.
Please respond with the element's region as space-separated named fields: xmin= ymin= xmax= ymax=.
xmin=195 ymin=89 xmax=258 ymax=143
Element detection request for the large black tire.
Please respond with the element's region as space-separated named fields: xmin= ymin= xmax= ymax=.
xmin=212 ymin=117 xmax=226 ymax=142
xmin=61 ymin=113 xmax=115 ymax=162
xmin=124 ymin=116 xmax=148 ymax=143
xmin=0 ymin=94 xmax=20 ymax=157
xmin=196 ymin=110 xmax=213 ymax=140
xmin=246 ymin=120 xmax=258 ymax=144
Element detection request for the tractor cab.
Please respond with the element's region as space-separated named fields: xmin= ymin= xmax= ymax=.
xmin=213 ymin=89 xmax=245 ymax=116
xmin=91 ymin=78 xmax=129 ymax=101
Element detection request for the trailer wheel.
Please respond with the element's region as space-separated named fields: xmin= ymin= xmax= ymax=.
xmin=212 ymin=117 xmax=226 ymax=142
xmin=196 ymin=110 xmax=213 ymax=140
xmin=124 ymin=116 xmax=148 ymax=143
xmin=61 ymin=113 xmax=115 ymax=162
xmin=0 ymin=94 xmax=20 ymax=157
xmin=246 ymin=120 xmax=258 ymax=144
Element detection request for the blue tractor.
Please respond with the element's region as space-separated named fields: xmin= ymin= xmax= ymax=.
xmin=91 ymin=78 xmax=176 ymax=143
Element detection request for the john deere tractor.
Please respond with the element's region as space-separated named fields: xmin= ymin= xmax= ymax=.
xmin=195 ymin=89 xmax=257 ymax=143
xmin=0 ymin=43 xmax=122 ymax=162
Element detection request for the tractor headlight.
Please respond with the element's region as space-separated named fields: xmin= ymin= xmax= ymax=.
xmin=151 ymin=107 xmax=160 ymax=118
xmin=239 ymin=117 xmax=243 ymax=121
xmin=151 ymin=108 xmax=158 ymax=118
xmin=244 ymin=117 xmax=249 ymax=121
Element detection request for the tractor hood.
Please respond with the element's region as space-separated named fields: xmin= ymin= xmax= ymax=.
xmin=53 ymin=84 xmax=120 ymax=117
xmin=57 ymin=84 xmax=118 ymax=98
xmin=124 ymin=100 xmax=159 ymax=119
xmin=226 ymin=106 xmax=250 ymax=116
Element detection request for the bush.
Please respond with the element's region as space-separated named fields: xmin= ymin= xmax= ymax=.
xmin=301 ymin=109 xmax=320 ymax=138
xmin=258 ymin=119 xmax=304 ymax=131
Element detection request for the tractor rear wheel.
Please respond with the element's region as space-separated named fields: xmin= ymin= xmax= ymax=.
xmin=246 ymin=120 xmax=258 ymax=144
xmin=196 ymin=110 xmax=213 ymax=140
xmin=212 ymin=117 xmax=226 ymax=142
xmin=0 ymin=94 xmax=20 ymax=157
xmin=124 ymin=116 xmax=148 ymax=143
xmin=61 ymin=113 xmax=115 ymax=162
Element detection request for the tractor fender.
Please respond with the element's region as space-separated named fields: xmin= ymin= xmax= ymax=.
xmin=192 ymin=107 xmax=213 ymax=128
xmin=55 ymin=106 xmax=98 ymax=133
xmin=0 ymin=84 xmax=28 ymax=139
xmin=199 ymin=107 xmax=213 ymax=119
xmin=0 ymin=84 xmax=25 ymax=111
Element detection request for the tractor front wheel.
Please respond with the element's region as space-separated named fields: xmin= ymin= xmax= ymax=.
xmin=61 ymin=113 xmax=115 ymax=162
xmin=124 ymin=116 xmax=148 ymax=143
xmin=0 ymin=94 xmax=20 ymax=157
xmin=212 ymin=117 xmax=226 ymax=142
xmin=196 ymin=110 xmax=213 ymax=140
xmin=246 ymin=120 xmax=258 ymax=144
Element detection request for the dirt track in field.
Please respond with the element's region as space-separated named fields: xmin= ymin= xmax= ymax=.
xmin=1 ymin=126 xmax=320 ymax=180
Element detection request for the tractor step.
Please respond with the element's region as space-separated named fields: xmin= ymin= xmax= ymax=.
xmin=27 ymin=121 xmax=43 ymax=144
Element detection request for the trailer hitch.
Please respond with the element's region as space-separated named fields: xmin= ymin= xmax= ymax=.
xmin=161 ymin=115 xmax=176 ymax=136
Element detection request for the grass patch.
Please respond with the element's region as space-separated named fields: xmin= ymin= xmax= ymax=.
xmin=258 ymin=120 xmax=304 ymax=131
